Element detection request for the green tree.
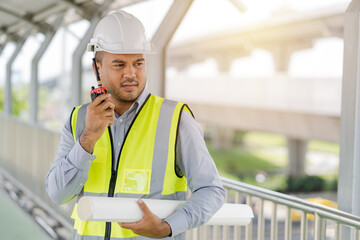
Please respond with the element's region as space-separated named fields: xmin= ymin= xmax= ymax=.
xmin=0 ymin=87 xmax=28 ymax=116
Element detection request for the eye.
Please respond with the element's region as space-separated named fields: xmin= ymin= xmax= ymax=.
xmin=135 ymin=62 xmax=144 ymax=67
xmin=114 ymin=64 xmax=124 ymax=68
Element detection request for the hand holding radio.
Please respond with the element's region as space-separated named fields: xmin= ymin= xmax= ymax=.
xmin=80 ymin=93 xmax=115 ymax=153
xmin=90 ymin=58 xmax=108 ymax=102
xmin=79 ymin=59 xmax=115 ymax=153
xmin=90 ymin=85 xmax=107 ymax=102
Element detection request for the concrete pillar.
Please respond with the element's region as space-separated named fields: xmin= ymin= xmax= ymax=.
xmin=269 ymin=42 xmax=313 ymax=73
xmin=287 ymin=138 xmax=306 ymax=178
xmin=147 ymin=0 xmax=193 ymax=97
xmin=270 ymin=44 xmax=310 ymax=178
xmin=269 ymin=45 xmax=295 ymax=72
xmin=30 ymin=14 xmax=63 ymax=123
xmin=338 ymin=0 xmax=360 ymax=238
xmin=216 ymin=56 xmax=234 ymax=73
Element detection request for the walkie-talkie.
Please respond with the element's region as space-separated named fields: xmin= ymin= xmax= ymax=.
xmin=90 ymin=58 xmax=108 ymax=102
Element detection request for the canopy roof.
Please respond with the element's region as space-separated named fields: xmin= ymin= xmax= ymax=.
xmin=0 ymin=0 xmax=146 ymax=45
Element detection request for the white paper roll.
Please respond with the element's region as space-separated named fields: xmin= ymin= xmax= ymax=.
xmin=77 ymin=196 xmax=253 ymax=226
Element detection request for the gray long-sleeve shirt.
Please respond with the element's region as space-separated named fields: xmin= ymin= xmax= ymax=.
xmin=45 ymin=87 xmax=225 ymax=238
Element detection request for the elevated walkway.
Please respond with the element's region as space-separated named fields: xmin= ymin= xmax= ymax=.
xmin=166 ymin=74 xmax=341 ymax=143
xmin=0 ymin=0 xmax=359 ymax=238
xmin=168 ymin=4 xmax=347 ymax=71
xmin=0 ymin=114 xmax=359 ymax=239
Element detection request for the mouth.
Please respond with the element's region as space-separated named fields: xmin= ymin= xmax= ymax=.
xmin=121 ymin=83 xmax=138 ymax=91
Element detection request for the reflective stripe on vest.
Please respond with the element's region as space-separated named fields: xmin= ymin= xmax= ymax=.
xmin=70 ymin=94 xmax=192 ymax=239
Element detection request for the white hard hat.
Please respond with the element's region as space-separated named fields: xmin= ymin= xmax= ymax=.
xmin=87 ymin=10 xmax=156 ymax=54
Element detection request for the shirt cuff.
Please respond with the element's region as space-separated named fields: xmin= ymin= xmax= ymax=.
xmin=69 ymin=141 xmax=96 ymax=170
xmin=164 ymin=209 xmax=189 ymax=237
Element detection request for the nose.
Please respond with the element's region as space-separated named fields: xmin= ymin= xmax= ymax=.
xmin=124 ymin=65 xmax=136 ymax=78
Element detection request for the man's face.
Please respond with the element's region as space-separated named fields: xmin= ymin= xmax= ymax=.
xmin=96 ymin=52 xmax=147 ymax=103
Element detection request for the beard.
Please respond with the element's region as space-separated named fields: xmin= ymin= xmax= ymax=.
xmin=108 ymin=78 xmax=144 ymax=103
xmin=120 ymin=78 xmax=138 ymax=88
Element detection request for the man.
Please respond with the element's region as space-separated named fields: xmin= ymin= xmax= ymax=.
xmin=46 ymin=10 xmax=225 ymax=240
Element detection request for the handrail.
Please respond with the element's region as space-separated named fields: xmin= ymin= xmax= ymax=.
xmin=221 ymin=177 xmax=360 ymax=228
xmin=221 ymin=177 xmax=360 ymax=229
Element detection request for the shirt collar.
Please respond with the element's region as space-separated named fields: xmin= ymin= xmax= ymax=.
xmin=134 ymin=85 xmax=150 ymax=113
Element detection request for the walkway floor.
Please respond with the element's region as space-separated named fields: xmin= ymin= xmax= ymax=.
xmin=0 ymin=187 xmax=51 ymax=240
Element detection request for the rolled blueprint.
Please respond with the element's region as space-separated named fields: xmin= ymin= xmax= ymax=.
xmin=77 ymin=196 xmax=253 ymax=226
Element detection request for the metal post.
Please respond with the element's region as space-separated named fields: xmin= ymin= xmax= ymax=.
xmin=222 ymin=189 xmax=229 ymax=240
xmin=234 ymin=191 xmax=241 ymax=239
xmin=147 ymin=0 xmax=194 ymax=97
xmin=300 ymin=211 xmax=308 ymax=240
xmin=245 ymin=195 xmax=252 ymax=240
xmin=271 ymin=203 xmax=278 ymax=240
xmin=314 ymin=214 xmax=326 ymax=240
xmin=4 ymin=30 xmax=31 ymax=116
xmin=355 ymin=228 xmax=360 ymax=240
xmin=339 ymin=0 xmax=360 ymax=238
xmin=30 ymin=14 xmax=64 ymax=123
xmin=212 ymin=224 xmax=218 ymax=240
xmin=200 ymin=225 xmax=207 ymax=240
xmin=258 ymin=199 xmax=265 ymax=240
xmin=285 ymin=207 xmax=292 ymax=240
xmin=334 ymin=223 xmax=341 ymax=240
xmin=192 ymin=227 xmax=198 ymax=240
xmin=314 ymin=214 xmax=321 ymax=240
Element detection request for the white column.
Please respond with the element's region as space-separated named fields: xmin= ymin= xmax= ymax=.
xmin=147 ymin=0 xmax=194 ymax=97
xmin=4 ymin=32 xmax=31 ymax=116
xmin=71 ymin=16 xmax=100 ymax=107
xmin=30 ymin=15 xmax=64 ymax=123
xmin=339 ymin=0 xmax=360 ymax=238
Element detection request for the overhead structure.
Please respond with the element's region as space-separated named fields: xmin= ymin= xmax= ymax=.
xmin=0 ymin=0 xmax=150 ymax=117
xmin=168 ymin=4 xmax=346 ymax=72
xmin=0 ymin=0 xmax=153 ymax=46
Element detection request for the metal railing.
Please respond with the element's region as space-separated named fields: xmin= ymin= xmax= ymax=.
xmin=186 ymin=178 xmax=360 ymax=240
xmin=1 ymin=114 xmax=360 ymax=239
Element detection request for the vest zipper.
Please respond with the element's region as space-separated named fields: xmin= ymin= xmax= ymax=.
xmin=104 ymin=94 xmax=151 ymax=240
xmin=105 ymin=127 xmax=115 ymax=240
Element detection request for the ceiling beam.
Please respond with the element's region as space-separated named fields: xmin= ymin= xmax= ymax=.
xmin=57 ymin=0 xmax=97 ymax=20
xmin=0 ymin=6 xmax=40 ymax=30
xmin=0 ymin=5 xmax=51 ymax=34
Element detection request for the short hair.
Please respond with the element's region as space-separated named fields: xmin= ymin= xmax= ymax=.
xmin=95 ymin=51 xmax=104 ymax=64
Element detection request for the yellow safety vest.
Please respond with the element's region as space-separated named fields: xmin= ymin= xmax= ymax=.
xmin=70 ymin=94 xmax=192 ymax=239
